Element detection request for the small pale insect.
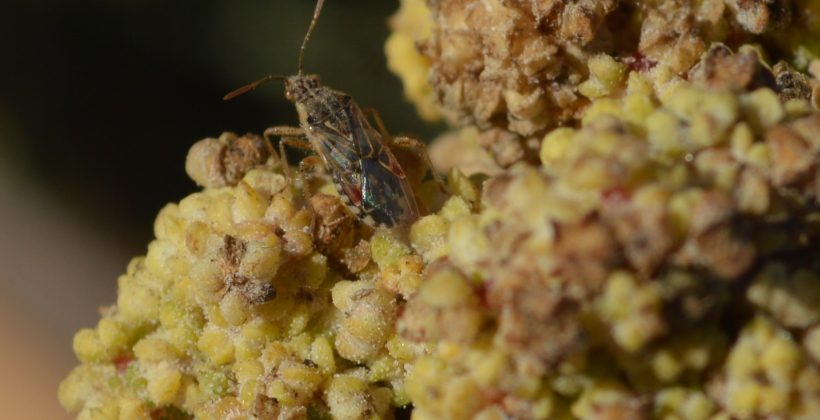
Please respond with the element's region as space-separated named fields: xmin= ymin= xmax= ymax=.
xmin=224 ymin=0 xmax=433 ymax=228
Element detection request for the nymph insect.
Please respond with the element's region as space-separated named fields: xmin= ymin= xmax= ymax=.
xmin=224 ymin=0 xmax=437 ymax=228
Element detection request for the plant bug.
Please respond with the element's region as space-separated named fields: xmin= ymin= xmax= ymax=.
xmin=224 ymin=0 xmax=440 ymax=228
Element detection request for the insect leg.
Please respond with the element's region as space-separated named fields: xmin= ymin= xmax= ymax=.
xmin=263 ymin=125 xmax=310 ymax=164
xmin=294 ymin=154 xmax=355 ymax=236
xmin=392 ymin=135 xmax=450 ymax=194
xmin=298 ymin=155 xmax=325 ymax=181
xmin=292 ymin=154 xmax=326 ymax=204
xmin=362 ymin=107 xmax=393 ymax=142
xmin=361 ymin=107 xmax=445 ymax=185
xmin=263 ymin=126 xmax=307 ymax=146
xmin=264 ymin=126 xmax=314 ymax=193
xmin=362 ymin=107 xmax=448 ymax=193
xmin=276 ymin=136 xmax=314 ymax=183
xmin=277 ymin=136 xmax=313 ymax=152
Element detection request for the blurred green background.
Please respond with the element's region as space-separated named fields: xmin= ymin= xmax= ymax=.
xmin=0 ymin=0 xmax=436 ymax=417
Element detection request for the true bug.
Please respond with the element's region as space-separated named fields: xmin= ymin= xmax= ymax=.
xmin=224 ymin=0 xmax=439 ymax=228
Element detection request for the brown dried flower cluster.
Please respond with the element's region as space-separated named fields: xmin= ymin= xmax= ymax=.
xmin=387 ymin=0 xmax=820 ymax=166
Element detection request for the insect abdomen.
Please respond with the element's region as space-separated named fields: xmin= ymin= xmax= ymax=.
xmin=359 ymin=158 xmax=419 ymax=227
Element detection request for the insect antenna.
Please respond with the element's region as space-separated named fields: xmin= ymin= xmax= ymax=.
xmin=223 ymin=74 xmax=287 ymax=101
xmin=298 ymin=0 xmax=325 ymax=75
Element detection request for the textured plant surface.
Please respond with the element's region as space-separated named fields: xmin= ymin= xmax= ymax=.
xmin=387 ymin=0 xmax=820 ymax=167
xmin=60 ymin=1 xmax=820 ymax=419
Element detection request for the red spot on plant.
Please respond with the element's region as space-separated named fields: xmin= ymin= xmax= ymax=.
xmin=603 ymin=186 xmax=632 ymax=204
xmin=624 ymin=53 xmax=657 ymax=72
xmin=114 ymin=354 xmax=133 ymax=373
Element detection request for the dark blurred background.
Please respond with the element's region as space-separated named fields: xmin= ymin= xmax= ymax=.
xmin=0 ymin=0 xmax=437 ymax=416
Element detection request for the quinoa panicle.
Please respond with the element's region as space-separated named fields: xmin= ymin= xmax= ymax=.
xmin=59 ymin=2 xmax=820 ymax=419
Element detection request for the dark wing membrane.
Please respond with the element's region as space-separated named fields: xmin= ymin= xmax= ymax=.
xmin=346 ymin=102 xmax=377 ymax=158
xmin=308 ymin=121 xmax=363 ymax=206
xmin=360 ymin=149 xmax=419 ymax=227
xmin=344 ymin=101 xmax=418 ymax=226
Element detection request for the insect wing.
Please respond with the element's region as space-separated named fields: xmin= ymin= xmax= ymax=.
xmin=351 ymin=118 xmax=419 ymax=226
xmin=308 ymin=120 xmax=365 ymax=207
xmin=359 ymin=150 xmax=419 ymax=227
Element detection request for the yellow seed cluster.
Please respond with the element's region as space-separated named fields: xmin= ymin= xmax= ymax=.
xmin=59 ymin=149 xmax=417 ymax=418
xmin=388 ymin=54 xmax=819 ymax=417
xmin=597 ymin=271 xmax=665 ymax=353
xmin=713 ymin=316 xmax=820 ymax=418
xmin=385 ymin=0 xmax=441 ymax=122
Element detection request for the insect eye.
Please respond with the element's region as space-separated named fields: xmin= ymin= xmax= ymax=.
xmin=307 ymin=115 xmax=318 ymax=125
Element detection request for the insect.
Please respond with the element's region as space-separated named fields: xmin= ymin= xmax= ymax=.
xmin=224 ymin=0 xmax=439 ymax=228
